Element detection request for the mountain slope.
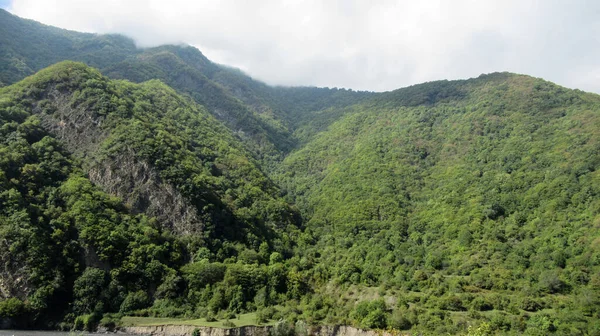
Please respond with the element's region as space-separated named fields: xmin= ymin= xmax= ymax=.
xmin=0 ymin=9 xmax=374 ymax=162
xmin=0 ymin=9 xmax=136 ymax=86
xmin=102 ymin=46 xmax=296 ymax=160
xmin=5 ymin=60 xmax=300 ymax=242
xmin=0 ymin=9 xmax=292 ymax=161
xmin=275 ymin=73 xmax=600 ymax=333
xmin=0 ymin=62 xmax=302 ymax=327
xmin=2 ymin=9 xmax=600 ymax=335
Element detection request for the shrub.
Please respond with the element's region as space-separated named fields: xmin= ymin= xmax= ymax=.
xmin=99 ymin=313 xmax=121 ymax=331
xmin=520 ymin=298 xmax=541 ymax=312
xmin=223 ymin=320 xmax=236 ymax=327
xmin=388 ymin=309 xmax=412 ymax=330
xmin=120 ymin=291 xmax=150 ymax=313
xmin=73 ymin=268 xmax=107 ymax=315
xmin=438 ymin=295 xmax=465 ymax=311
xmin=0 ymin=298 xmax=26 ymax=317
xmin=538 ymin=270 xmax=567 ymax=294
xmin=205 ymin=311 xmax=217 ymax=322
xmin=362 ymin=308 xmax=387 ymax=329
xmin=489 ymin=312 xmax=511 ymax=332
xmin=526 ymin=314 xmax=556 ymax=334
xmin=466 ymin=322 xmax=492 ymax=336
xmin=256 ymin=306 xmax=276 ymax=324
xmin=271 ymin=319 xmax=295 ymax=336
xmin=471 ymin=296 xmax=493 ymax=311
xmin=295 ymin=320 xmax=308 ymax=336
xmin=73 ymin=313 xmax=100 ymax=332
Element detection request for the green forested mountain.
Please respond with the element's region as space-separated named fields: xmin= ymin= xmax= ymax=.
xmin=0 ymin=61 xmax=299 ymax=328
xmin=0 ymin=8 xmax=290 ymax=161
xmin=276 ymin=73 xmax=600 ymax=334
xmin=0 ymin=9 xmax=136 ymax=85
xmin=0 ymin=9 xmax=373 ymax=163
xmin=1 ymin=9 xmax=600 ymax=336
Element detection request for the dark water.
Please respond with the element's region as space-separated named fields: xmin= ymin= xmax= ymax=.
xmin=0 ymin=331 xmax=139 ymax=336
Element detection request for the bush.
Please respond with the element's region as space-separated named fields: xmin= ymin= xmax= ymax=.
xmin=466 ymin=322 xmax=492 ymax=336
xmin=73 ymin=268 xmax=107 ymax=315
xmin=388 ymin=310 xmax=412 ymax=330
xmin=271 ymin=319 xmax=295 ymax=336
xmin=526 ymin=314 xmax=556 ymax=334
xmin=362 ymin=308 xmax=387 ymax=329
xmin=471 ymin=296 xmax=493 ymax=311
xmin=120 ymin=291 xmax=150 ymax=313
xmin=73 ymin=313 xmax=100 ymax=332
xmin=520 ymin=298 xmax=541 ymax=312
xmin=489 ymin=312 xmax=511 ymax=332
xmin=295 ymin=320 xmax=308 ymax=336
xmin=0 ymin=298 xmax=26 ymax=317
xmin=149 ymin=299 xmax=188 ymax=317
xmin=206 ymin=311 xmax=217 ymax=322
xmin=538 ymin=270 xmax=567 ymax=294
xmin=438 ymin=295 xmax=465 ymax=311
xmin=99 ymin=313 xmax=121 ymax=331
xmin=351 ymin=298 xmax=387 ymax=325
xmin=223 ymin=320 xmax=236 ymax=327
xmin=256 ymin=307 xmax=276 ymax=324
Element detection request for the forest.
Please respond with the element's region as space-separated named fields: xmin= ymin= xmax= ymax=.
xmin=1 ymin=8 xmax=600 ymax=336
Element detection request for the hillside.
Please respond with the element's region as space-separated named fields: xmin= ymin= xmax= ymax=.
xmin=0 ymin=9 xmax=600 ymax=336
xmin=0 ymin=9 xmax=373 ymax=163
xmin=0 ymin=62 xmax=300 ymax=327
xmin=276 ymin=73 xmax=600 ymax=334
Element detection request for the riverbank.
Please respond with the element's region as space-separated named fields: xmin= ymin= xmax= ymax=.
xmin=118 ymin=325 xmax=403 ymax=336
xmin=119 ymin=313 xmax=275 ymax=329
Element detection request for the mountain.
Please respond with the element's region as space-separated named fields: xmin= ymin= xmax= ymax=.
xmin=0 ymin=9 xmax=373 ymax=163
xmin=0 ymin=61 xmax=299 ymax=327
xmin=1 ymin=9 xmax=600 ymax=336
xmin=276 ymin=73 xmax=600 ymax=333
xmin=0 ymin=8 xmax=136 ymax=85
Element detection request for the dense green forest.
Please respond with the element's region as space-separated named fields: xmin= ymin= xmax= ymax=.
xmin=0 ymin=8 xmax=373 ymax=165
xmin=1 ymin=8 xmax=600 ymax=336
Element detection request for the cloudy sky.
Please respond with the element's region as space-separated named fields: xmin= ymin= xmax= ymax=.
xmin=4 ymin=0 xmax=600 ymax=92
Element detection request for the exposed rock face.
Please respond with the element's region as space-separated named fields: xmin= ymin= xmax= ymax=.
xmin=119 ymin=325 xmax=403 ymax=336
xmin=33 ymin=87 xmax=205 ymax=235
xmin=0 ymin=239 xmax=31 ymax=300
xmin=88 ymin=152 xmax=204 ymax=235
xmin=36 ymin=88 xmax=108 ymax=158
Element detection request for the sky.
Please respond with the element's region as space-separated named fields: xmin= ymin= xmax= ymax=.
xmin=4 ymin=0 xmax=600 ymax=92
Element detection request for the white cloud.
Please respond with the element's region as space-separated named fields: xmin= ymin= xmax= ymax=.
xmin=7 ymin=0 xmax=600 ymax=92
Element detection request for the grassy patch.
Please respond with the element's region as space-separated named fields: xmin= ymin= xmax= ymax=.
xmin=121 ymin=312 xmax=276 ymax=328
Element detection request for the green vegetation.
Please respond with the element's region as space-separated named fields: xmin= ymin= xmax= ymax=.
xmin=274 ymin=74 xmax=600 ymax=334
xmin=120 ymin=312 xmax=275 ymax=328
xmin=0 ymin=9 xmax=371 ymax=165
xmin=0 ymin=61 xmax=299 ymax=329
xmin=0 ymin=9 xmax=599 ymax=336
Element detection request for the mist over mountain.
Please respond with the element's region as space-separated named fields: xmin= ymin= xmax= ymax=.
xmin=1 ymin=9 xmax=600 ymax=335
xmin=7 ymin=0 xmax=600 ymax=93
